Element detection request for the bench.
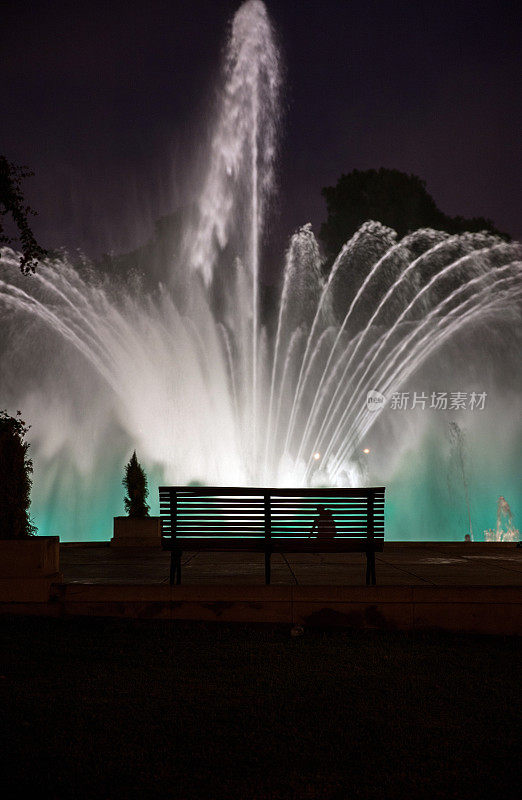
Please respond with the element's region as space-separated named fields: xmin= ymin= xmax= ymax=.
xmin=159 ymin=486 xmax=385 ymax=586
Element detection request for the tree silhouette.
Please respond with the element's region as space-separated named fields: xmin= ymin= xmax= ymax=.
xmin=123 ymin=451 xmax=150 ymax=518
xmin=319 ymin=168 xmax=508 ymax=262
xmin=0 ymin=156 xmax=47 ymax=274
xmin=0 ymin=410 xmax=37 ymax=539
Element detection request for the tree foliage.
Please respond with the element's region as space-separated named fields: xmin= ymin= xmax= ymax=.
xmin=0 ymin=156 xmax=47 ymax=274
xmin=0 ymin=410 xmax=37 ymax=539
xmin=319 ymin=168 xmax=507 ymax=262
xmin=123 ymin=451 xmax=150 ymax=518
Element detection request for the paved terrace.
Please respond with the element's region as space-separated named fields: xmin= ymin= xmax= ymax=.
xmin=4 ymin=542 xmax=519 ymax=633
xmin=60 ymin=541 xmax=522 ymax=586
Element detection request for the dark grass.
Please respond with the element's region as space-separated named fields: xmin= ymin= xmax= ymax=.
xmin=0 ymin=617 xmax=520 ymax=799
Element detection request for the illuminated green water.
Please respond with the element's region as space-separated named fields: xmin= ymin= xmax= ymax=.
xmin=31 ymin=421 xmax=520 ymax=543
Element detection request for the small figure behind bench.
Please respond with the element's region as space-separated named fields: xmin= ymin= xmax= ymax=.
xmin=309 ymin=506 xmax=337 ymax=539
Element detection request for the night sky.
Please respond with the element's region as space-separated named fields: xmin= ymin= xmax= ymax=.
xmin=3 ymin=0 xmax=521 ymax=264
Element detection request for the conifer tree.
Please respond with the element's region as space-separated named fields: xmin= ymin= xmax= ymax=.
xmin=123 ymin=451 xmax=150 ymax=518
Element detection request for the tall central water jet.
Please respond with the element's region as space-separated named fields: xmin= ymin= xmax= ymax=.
xmin=185 ymin=0 xmax=281 ymax=466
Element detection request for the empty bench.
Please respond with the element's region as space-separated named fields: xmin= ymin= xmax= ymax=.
xmin=159 ymin=486 xmax=385 ymax=586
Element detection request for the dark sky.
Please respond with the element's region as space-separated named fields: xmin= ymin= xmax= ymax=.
xmin=3 ymin=0 xmax=521 ymax=264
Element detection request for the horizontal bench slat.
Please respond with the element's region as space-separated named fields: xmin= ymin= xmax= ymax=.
xmin=171 ymin=535 xmax=375 ymax=540
xmin=169 ymin=521 xmax=380 ymax=527
xmin=161 ymin=519 xmax=385 ymax=528
xmin=161 ymin=486 xmax=385 ymax=496
xmin=162 ymin=538 xmax=383 ymax=552
xmin=175 ymin=515 xmax=373 ymax=522
xmin=173 ymin=502 xmax=371 ymax=509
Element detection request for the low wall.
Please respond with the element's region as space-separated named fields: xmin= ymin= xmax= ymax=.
xmin=0 ymin=583 xmax=520 ymax=635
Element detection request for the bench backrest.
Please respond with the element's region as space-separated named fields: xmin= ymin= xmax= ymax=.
xmin=159 ymin=486 xmax=385 ymax=546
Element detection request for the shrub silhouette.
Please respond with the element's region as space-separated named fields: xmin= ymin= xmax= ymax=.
xmin=123 ymin=451 xmax=150 ymax=518
xmin=0 ymin=156 xmax=48 ymax=274
xmin=0 ymin=410 xmax=37 ymax=538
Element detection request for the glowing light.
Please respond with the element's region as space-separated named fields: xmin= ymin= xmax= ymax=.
xmin=363 ymin=448 xmax=370 ymax=454
xmin=313 ymin=452 xmax=321 ymax=460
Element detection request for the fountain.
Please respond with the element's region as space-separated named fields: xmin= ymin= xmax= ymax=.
xmin=0 ymin=0 xmax=521 ymax=541
xmin=447 ymin=422 xmax=473 ymax=540
xmin=484 ymin=497 xmax=520 ymax=542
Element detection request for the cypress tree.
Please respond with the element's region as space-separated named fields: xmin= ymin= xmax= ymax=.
xmin=123 ymin=451 xmax=150 ymax=518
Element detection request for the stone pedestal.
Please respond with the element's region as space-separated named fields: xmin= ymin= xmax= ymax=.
xmin=0 ymin=536 xmax=61 ymax=601
xmin=111 ymin=517 xmax=162 ymax=547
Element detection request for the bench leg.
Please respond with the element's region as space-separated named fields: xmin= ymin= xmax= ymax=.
xmin=365 ymin=550 xmax=376 ymax=586
xmin=265 ymin=551 xmax=271 ymax=585
xmin=170 ymin=549 xmax=182 ymax=585
xmin=169 ymin=549 xmax=176 ymax=585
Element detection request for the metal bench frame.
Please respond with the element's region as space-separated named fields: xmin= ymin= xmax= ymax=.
xmin=159 ymin=486 xmax=385 ymax=585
